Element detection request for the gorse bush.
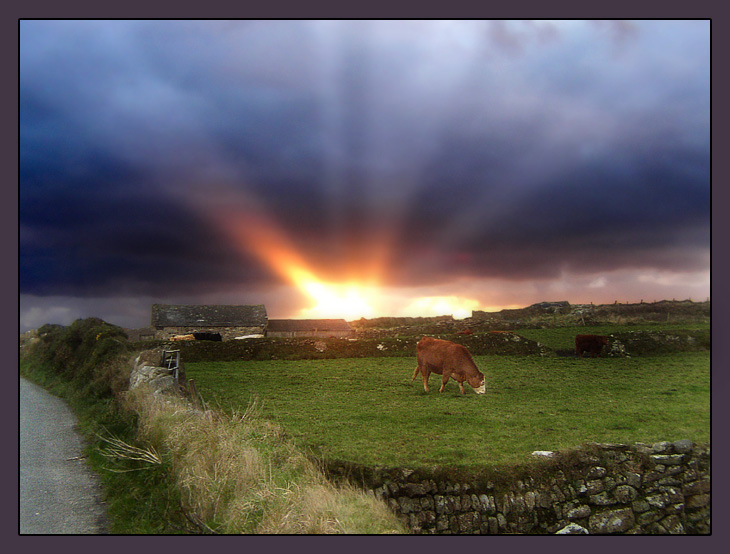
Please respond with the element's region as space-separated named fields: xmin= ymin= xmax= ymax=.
xmin=29 ymin=318 xmax=132 ymax=399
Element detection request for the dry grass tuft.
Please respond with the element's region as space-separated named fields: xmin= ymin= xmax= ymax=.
xmin=120 ymin=386 xmax=405 ymax=534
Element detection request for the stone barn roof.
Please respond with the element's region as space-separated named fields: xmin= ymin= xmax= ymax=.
xmin=151 ymin=304 xmax=268 ymax=328
xmin=266 ymin=319 xmax=352 ymax=332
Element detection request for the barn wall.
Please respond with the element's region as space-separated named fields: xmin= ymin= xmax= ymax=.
xmin=331 ymin=441 xmax=710 ymax=535
xmin=155 ymin=326 xmax=265 ymax=341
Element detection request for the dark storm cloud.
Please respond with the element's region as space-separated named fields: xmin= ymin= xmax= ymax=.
xmin=20 ymin=20 xmax=710 ymax=301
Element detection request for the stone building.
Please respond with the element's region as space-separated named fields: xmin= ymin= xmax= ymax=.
xmin=151 ymin=304 xmax=268 ymax=341
xmin=266 ymin=319 xmax=354 ymax=338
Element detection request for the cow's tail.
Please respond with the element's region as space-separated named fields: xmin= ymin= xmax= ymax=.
xmin=411 ymin=366 xmax=420 ymax=382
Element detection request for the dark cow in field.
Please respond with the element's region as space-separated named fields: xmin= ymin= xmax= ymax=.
xmin=575 ymin=334 xmax=609 ymax=358
xmin=411 ymin=337 xmax=486 ymax=395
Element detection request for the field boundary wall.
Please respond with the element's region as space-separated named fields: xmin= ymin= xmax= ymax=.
xmin=329 ymin=441 xmax=710 ymax=534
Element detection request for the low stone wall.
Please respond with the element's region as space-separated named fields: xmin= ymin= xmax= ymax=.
xmin=330 ymin=441 xmax=710 ymax=534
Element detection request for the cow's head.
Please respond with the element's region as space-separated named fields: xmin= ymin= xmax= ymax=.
xmin=469 ymin=375 xmax=486 ymax=395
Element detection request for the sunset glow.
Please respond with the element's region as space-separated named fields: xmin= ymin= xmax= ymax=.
xmin=203 ymin=190 xmax=488 ymax=320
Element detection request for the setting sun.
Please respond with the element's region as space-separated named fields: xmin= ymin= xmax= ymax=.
xmin=297 ymin=280 xmax=378 ymax=320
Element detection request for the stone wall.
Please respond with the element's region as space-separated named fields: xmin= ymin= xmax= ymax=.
xmin=332 ymin=441 xmax=710 ymax=534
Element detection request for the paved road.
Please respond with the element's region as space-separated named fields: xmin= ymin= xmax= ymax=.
xmin=19 ymin=377 xmax=109 ymax=534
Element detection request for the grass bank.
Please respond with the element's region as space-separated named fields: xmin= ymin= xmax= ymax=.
xmin=186 ymin=350 xmax=710 ymax=469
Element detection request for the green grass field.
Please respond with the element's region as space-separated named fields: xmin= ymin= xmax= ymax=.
xmin=186 ymin=349 xmax=709 ymax=469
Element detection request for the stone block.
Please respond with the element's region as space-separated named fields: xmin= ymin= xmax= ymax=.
xmin=672 ymin=439 xmax=694 ymax=453
xmin=683 ymin=479 xmax=710 ymax=496
xmin=556 ymin=523 xmax=589 ymax=534
xmin=626 ymin=472 xmax=642 ymax=489
xmin=586 ymin=479 xmax=605 ymax=495
xmin=660 ymin=515 xmax=685 ymax=534
xmin=434 ymin=495 xmax=447 ymax=515
xmin=402 ymin=482 xmax=427 ymax=497
xmin=632 ymin=499 xmax=650 ymax=513
xmin=525 ymin=491 xmax=536 ymax=511
xmin=588 ymin=466 xmax=607 ymax=479
xmin=652 ymin=441 xmax=673 ymax=454
xmin=420 ymin=496 xmax=434 ymax=512
xmin=589 ymin=492 xmax=616 ymax=506
xmin=646 ymin=493 xmax=668 ymax=509
xmin=614 ymin=485 xmax=638 ymax=504
xmin=637 ymin=510 xmax=662 ymax=526
xmin=566 ymin=505 xmax=592 ymax=519
xmin=589 ymin=508 xmax=635 ymax=534
xmin=651 ymin=454 xmax=685 ymax=466
xmin=686 ymin=493 xmax=710 ymax=509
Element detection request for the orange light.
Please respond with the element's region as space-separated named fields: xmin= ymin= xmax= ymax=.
xmin=193 ymin=184 xmax=485 ymax=320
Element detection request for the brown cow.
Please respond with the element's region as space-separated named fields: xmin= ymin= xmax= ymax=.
xmin=575 ymin=334 xmax=609 ymax=357
xmin=411 ymin=337 xmax=486 ymax=394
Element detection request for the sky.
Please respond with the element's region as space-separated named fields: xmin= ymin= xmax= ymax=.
xmin=19 ymin=20 xmax=711 ymax=331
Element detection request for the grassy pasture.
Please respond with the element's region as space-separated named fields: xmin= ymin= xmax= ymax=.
xmin=186 ymin=350 xmax=709 ymax=469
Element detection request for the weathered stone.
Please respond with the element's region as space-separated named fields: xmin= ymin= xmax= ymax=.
xmin=652 ymin=441 xmax=673 ymax=454
xmin=488 ymin=516 xmax=499 ymax=534
xmin=460 ymin=494 xmax=472 ymax=511
xmin=683 ymin=479 xmax=710 ymax=496
xmin=449 ymin=515 xmax=459 ymax=533
xmin=672 ymin=439 xmax=694 ymax=454
xmin=664 ymin=486 xmax=683 ymax=504
xmin=525 ymin=491 xmax=536 ymax=511
xmin=651 ymin=454 xmax=685 ymax=466
xmin=589 ymin=492 xmax=616 ymax=506
xmin=686 ymin=493 xmax=710 ymax=509
xmin=588 ymin=466 xmax=607 ymax=479
xmin=556 ymin=523 xmax=589 ymax=534
xmin=513 ymin=494 xmax=526 ymax=513
xmin=646 ymin=493 xmax=668 ymax=509
xmin=632 ymin=499 xmax=650 ymax=513
xmin=586 ymin=479 xmax=605 ymax=495
xmin=435 ymin=514 xmax=449 ymax=531
xmin=589 ymin=508 xmax=635 ymax=534
xmin=420 ymin=496 xmax=434 ymax=512
xmin=660 ymin=515 xmax=685 ymax=534
xmin=402 ymin=482 xmax=427 ymax=497
xmin=551 ymin=485 xmax=566 ymax=502
xmin=457 ymin=512 xmax=474 ymax=533
xmin=637 ymin=510 xmax=662 ymax=526
xmin=446 ymin=495 xmax=460 ymax=513
xmin=398 ymin=496 xmax=417 ymax=513
xmin=603 ymin=477 xmax=617 ymax=492
xmin=537 ymin=491 xmax=552 ymax=509
xmin=626 ymin=472 xmax=642 ymax=489
xmin=614 ymin=485 xmax=638 ymax=504
xmin=434 ymin=495 xmax=447 ymax=515
xmin=566 ymin=505 xmax=592 ymax=519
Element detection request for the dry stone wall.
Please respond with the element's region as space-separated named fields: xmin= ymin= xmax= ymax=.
xmin=335 ymin=441 xmax=710 ymax=534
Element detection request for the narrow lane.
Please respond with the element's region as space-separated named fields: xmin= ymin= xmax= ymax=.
xmin=19 ymin=377 xmax=108 ymax=534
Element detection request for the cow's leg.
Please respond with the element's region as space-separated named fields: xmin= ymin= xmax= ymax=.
xmin=458 ymin=381 xmax=465 ymax=394
xmin=439 ymin=370 xmax=452 ymax=393
xmin=422 ymin=370 xmax=430 ymax=392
